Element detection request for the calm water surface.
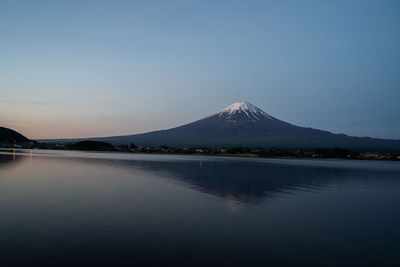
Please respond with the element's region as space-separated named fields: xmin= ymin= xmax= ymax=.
xmin=0 ymin=149 xmax=400 ymax=266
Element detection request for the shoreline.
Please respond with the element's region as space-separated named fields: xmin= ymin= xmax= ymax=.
xmin=1 ymin=148 xmax=399 ymax=162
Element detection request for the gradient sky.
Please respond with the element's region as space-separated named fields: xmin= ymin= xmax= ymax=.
xmin=1 ymin=0 xmax=399 ymax=139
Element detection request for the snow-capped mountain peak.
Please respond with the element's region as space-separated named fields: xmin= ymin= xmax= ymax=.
xmin=217 ymin=102 xmax=274 ymax=122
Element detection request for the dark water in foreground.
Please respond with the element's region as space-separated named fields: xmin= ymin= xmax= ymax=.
xmin=0 ymin=150 xmax=400 ymax=266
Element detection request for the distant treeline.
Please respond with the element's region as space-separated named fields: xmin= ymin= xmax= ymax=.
xmin=112 ymin=143 xmax=400 ymax=161
xmin=2 ymin=140 xmax=399 ymax=161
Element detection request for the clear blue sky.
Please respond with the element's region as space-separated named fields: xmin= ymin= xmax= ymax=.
xmin=1 ymin=0 xmax=399 ymax=139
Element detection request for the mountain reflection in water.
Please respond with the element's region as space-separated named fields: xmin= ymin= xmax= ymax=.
xmin=98 ymin=156 xmax=400 ymax=203
xmin=0 ymin=151 xmax=400 ymax=204
xmin=2 ymin=150 xmax=396 ymax=205
xmin=1 ymin=150 xmax=400 ymax=266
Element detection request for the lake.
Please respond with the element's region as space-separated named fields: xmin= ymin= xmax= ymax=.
xmin=1 ymin=149 xmax=400 ymax=266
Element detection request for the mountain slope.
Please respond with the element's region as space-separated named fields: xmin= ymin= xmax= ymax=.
xmin=42 ymin=102 xmax=400 ymax=151
xmin=89 ymin=102 xmax=400 ymax=150
xmin=0 ymin=126 xmax=30 ymax=143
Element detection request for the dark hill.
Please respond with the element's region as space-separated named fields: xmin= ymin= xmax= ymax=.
xmin=0 ymin=126 xmax=30 ymax=143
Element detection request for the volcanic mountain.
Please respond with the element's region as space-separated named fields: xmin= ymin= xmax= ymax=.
xmin=0 ymin=126 xmax=30 ymax=144
xmin=59 ymin=101 xmax=399 ymax=150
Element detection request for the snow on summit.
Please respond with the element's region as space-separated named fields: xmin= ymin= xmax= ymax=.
xmin=217 ymin=102 xmax=274 ymax=121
